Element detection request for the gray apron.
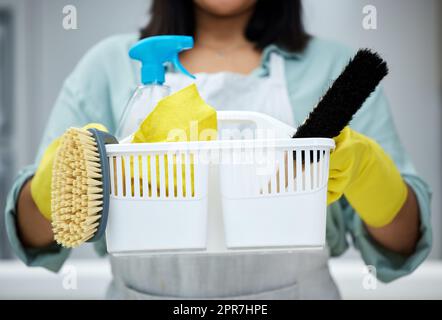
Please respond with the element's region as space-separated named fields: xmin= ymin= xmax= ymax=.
xmin=105 ymin=53 xmax=340 ymax=299
xmin=107 ymin=249 xmax=339 ymax=299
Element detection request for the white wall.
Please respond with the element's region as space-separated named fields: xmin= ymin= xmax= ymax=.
xmin=2 ymin=0 xmax=441 ymax=258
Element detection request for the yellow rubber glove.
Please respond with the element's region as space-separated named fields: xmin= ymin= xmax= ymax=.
xmin=31 ymin=123 xmax=108 ymax=220
xmin=327 ymin=126 xmax=408 ymax=227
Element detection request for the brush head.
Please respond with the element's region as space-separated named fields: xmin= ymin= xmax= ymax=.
xmin=293 ymin=49 xmax=388 ymax=139
xmin=51 ymin=128 xmax=106 ymax=248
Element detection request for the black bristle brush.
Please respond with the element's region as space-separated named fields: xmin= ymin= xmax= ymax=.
xmin=293 ymin=49 xmax=388 ymax=140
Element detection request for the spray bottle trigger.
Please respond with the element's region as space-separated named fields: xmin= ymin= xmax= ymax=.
xmin=172 ymin=55 xmax=195 ymax=80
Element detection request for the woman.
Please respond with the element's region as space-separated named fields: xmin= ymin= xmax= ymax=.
xmin=6 ymin=0 xmax=431 ymax=299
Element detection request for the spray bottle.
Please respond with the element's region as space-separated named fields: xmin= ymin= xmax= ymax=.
xmin=116 ymin=35 xmax=195 ymax=140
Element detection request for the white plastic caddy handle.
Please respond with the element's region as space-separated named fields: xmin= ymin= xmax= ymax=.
xmin=217 ymin=111 xmax=296 ymax=138
xmin=120 ymin=111 xmax=297 ymax=143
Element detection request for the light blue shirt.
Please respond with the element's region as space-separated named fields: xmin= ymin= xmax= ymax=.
xmin=5 ymin=34 xmax=432 ymax=282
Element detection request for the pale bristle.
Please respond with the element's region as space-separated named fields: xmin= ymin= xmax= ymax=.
xmin=51 ymin=127 xmax=103 ymax=248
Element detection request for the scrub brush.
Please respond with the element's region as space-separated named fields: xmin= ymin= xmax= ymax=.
xmin=294 ymin=49 xmax=388 ymax=139
xmin=51 ymin=128 xmax=117 ymax=247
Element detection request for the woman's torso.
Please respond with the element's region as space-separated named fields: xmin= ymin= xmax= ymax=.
xmin=96 ymin=34 xmax=345 ymax=299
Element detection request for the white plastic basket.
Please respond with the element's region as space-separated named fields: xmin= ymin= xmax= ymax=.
xmin=105 ymin=144 xmax=210 ymax=254
xmin=105 ymin=111 xmax=334 ymax=255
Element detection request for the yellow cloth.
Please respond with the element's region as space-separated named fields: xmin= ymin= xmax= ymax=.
xmin=132 ymin=83 xmax=217 ymax=143
xmin=31 ymin=123 xmax=108 ymax=220
xmin=327 ymin=127 xmax=408 ymax=227
xmin=128 ymin=84 xmax=217 ymax=197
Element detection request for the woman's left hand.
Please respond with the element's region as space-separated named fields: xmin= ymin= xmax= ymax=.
xmin=327 ymin=127 xmax=408 ymax=228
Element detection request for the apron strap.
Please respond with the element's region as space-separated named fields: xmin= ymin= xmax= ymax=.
xmin=266 ymin=52 xmax=296 ymax=126
xmin=268 ymin=52 xmax=287 ymax=84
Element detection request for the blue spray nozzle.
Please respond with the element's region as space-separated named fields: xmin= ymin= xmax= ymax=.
xmin=129 ymin=35 xmax=195 ymax=85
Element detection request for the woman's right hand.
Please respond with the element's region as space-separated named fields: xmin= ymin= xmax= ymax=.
xmin=17 ymin=135 xmax=61 ymax=248
xmin=17 ymin=123 xmax=108 ymax=248
xmin=17 ymin=180 xmax=54 ymax=248
xmin=30 ymin=138 xmax=61 ymax=221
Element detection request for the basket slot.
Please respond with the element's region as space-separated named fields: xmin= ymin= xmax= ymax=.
xmin=238 ymin=150 xmax=246 ymax=196
xmin=253 ymin=161 xmax=261 ymax=196
xmin=258 ymin=169 xmax=267 ymax=195
xmin=133 ymin=155 xmax=141 ymax=198
xmin=254 ymin=146 xmax=265 ymax=195
xmin=193 ymin=152 xmax=200 ymax=198
xmin=251 ymin=167 xmax=258 ymax=196
xmin=323 ymin=150 xmax=329 ymax=187
xmin=158 ymin=153 xmax=166 ymax=198
xmin=190 ymin=153 xmax=196 ymax=197
xmin=167 ymin=152 xmax=175 ymax=198
xmin=270 ymin=160 xmax=277 ymax=195
xmin=318 ymin=149 xmax=323 ymax=188
xmin=312 ymin=150 xmax=318 ymax=189
xmin=176 ymin=152 xmax=183 ymax=198
xmin=124 ymin=155 xmax=132 ymax=198
xmin=115 ymin=156 xmax=123 ymax=197
xmin=295 ymin=149 xmax=302 ymax=192
xmin=141 ymin=155 xmax=148 ymax=198
xmin=278 ymin=151 xmax=285 ymax=194
xmin=109 ymin=156 xmax=115 ymax=196
xmin=184 ymin=152 xmax=192 ymax=198
xmin=304 ymin=149 xmax=311 ymax=191
xmin=253 ymin=155 xmax=262 ymax=196
xmin=251 ymin=147 xmax=261 ymax=196
xmin=286 ymin=150 xmax=294 ymax=193
xmin=245 ymin=164 xmax=253 ymax=197
xmin=149 ymin=155 xmax=158 ymax=198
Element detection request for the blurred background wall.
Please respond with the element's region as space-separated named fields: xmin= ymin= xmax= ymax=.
xmin=0 ymin=0 xmax=440 ymax=261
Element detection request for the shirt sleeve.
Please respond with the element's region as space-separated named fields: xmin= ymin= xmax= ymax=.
xmin=342 ymin=86 xmax=432 ymax=283
xmin=4 ymin=37 xmax=116 ymax=272
xmin=5 ymin=165 xmax=71 ymax=272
